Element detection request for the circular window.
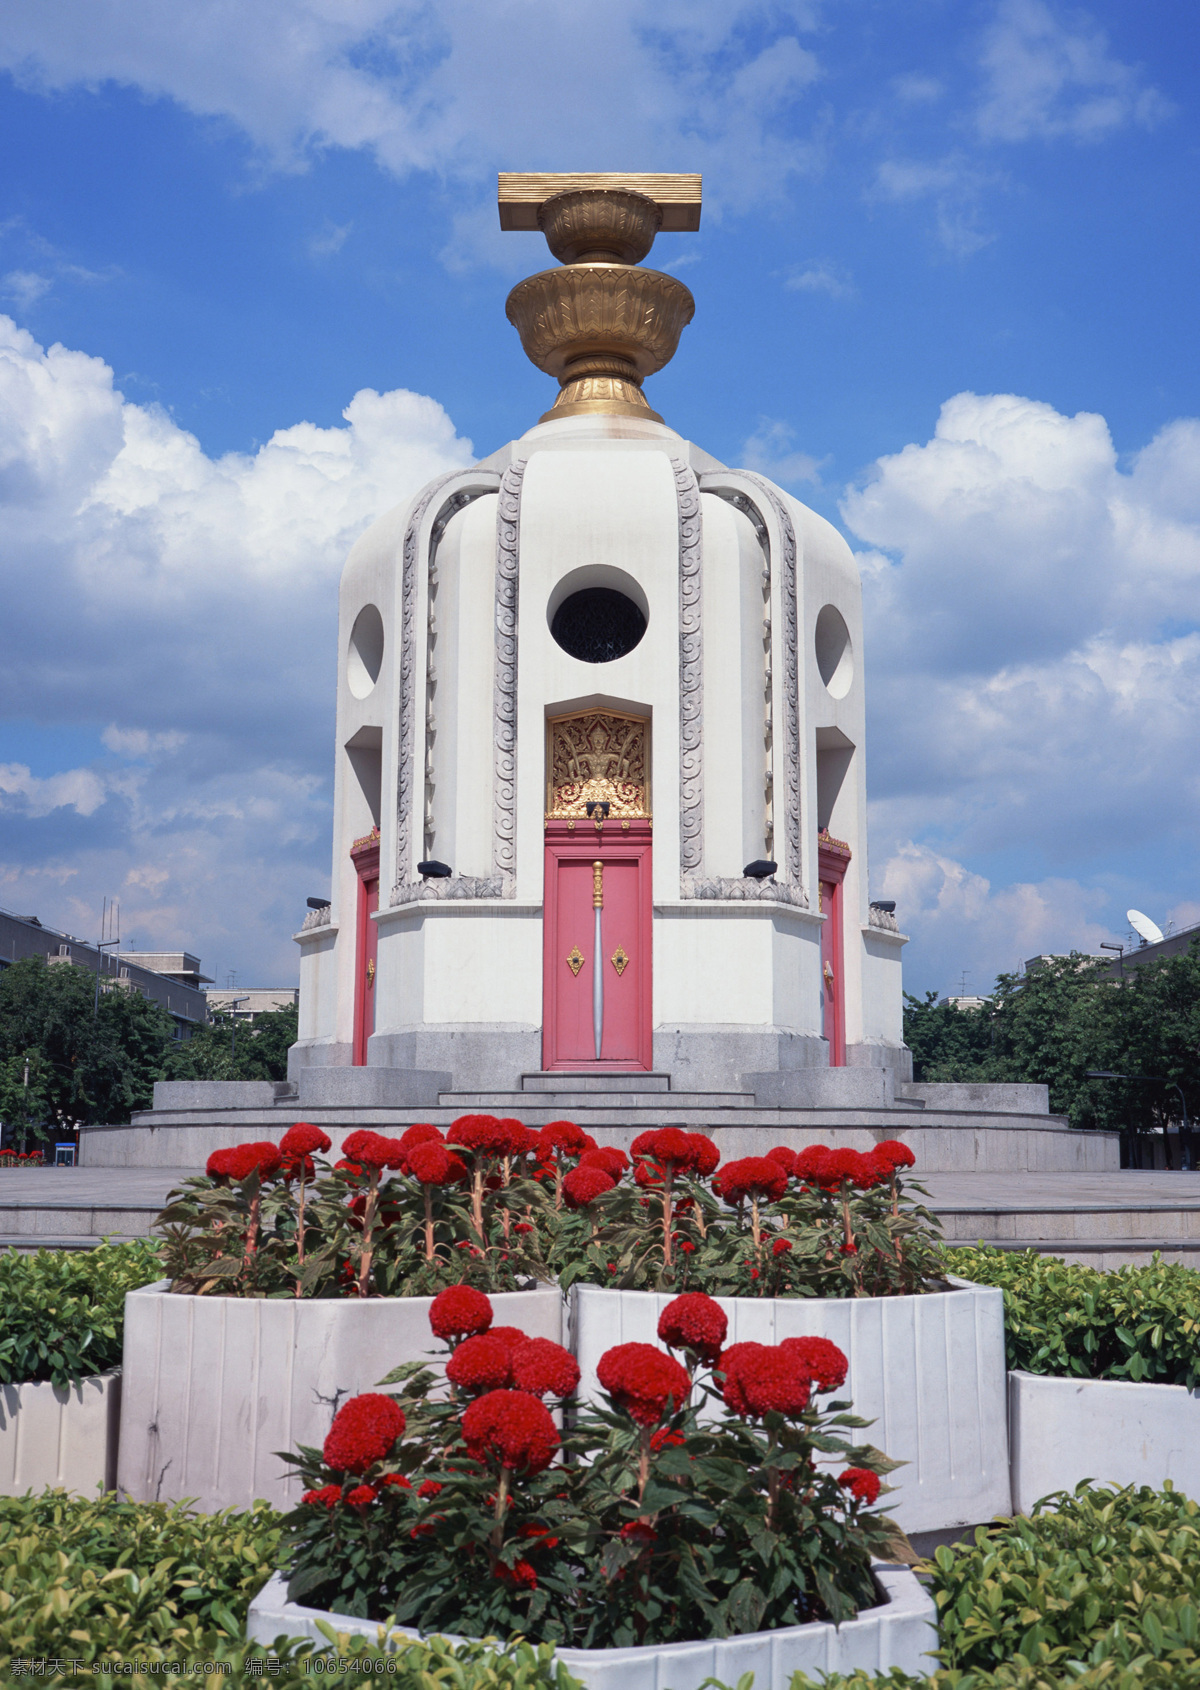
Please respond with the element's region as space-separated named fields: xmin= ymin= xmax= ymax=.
xmin=347 ymin=604 xmax=384 ymax=699
xmin=814 ymin=604 xmax=853 ymax=698
xmin=551 ymin=588 xmax=647 ymax=664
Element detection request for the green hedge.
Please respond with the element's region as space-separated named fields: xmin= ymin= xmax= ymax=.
xmin=0 ymin=1489 xmax=581 ymax=1686
xmin=943 ymin=1245 xmax=1200 ymax=1388
xmin=0 ymin=1238 xmax=164 ymax=1388
xmin=785 ymin=1483 xmax=1200 ymax=1690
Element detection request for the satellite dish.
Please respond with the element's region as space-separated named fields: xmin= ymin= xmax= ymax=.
xmin=1127 ymin=909 xmax=1164 ymax=945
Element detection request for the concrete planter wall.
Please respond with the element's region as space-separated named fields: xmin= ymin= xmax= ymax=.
xmin=0 ymin=1368 xmax=120 ymax=1497
xmin=571 ymin=1278 xmax=1009 ymax=1535
xmin=247 ymin=1563 xmax=937 ymax=1688
xmin=1009 ymin=1369 xmax=1200 ymax=1512
xmin=118 ymin=1282 xmax=562 ymax=1515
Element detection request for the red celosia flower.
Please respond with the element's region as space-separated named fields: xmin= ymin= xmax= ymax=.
xmin=487 ymin=1326 xmax=528 ymax=1350
xmin=538 ymin=1119 xmax=588 ymax=1155
xmin=417 ymin=1478 xmax=443 ymax=1499
xmin=772 ymin=1237 xmax=792 ymax=1256
xmin=461 ymin=1390 xmax=560 ymax=1474
xmin=650 ymin=1426 xmax=686 ymax=1451
xmin=280 ymin=1122 xmax=332 ymax=1159
xmin=630 ymin=1129 xmax=659 ymax=1158
xmin=341 ymin=1130 xmax=405 ymax=1170
xmin=429 ymin=1284 xmax=493 ymax=1341
xmin=713 ymin=1156 xmax=788 ymax=1204
xmin=346 ymin=1484 xmax=378 ymax=1511
xmin=874 ymin=1139 xmax=916 ymax=1170
xmin=496 ymin=1117 xmax=535 ymax=1156
xmin=209 ymin=1141 xmax=283 ymax=1182
xmin=805 ymin=1147 xmax=872 ymax=1192
xmin=766 ymin=1146 xmax=796 ymax=1176
xmin=399 ymin=1122 xmax=443 ymax=1154
xmin=406 ymin=1141 xmax=454 ymax=1185
xmin=686 ymin=1133 xmax=721 ymax=1176
xmin=657 ymin=1293 xmax=728 ymax=1365
xmin=510 ymin=1338 xmax=580 ymax=1399
xmin=495 ymin=1558 xmax=538 ymax=1590
xmin=519 ymin=1522 xmax=560 ymax=1549
xmin=839 ymin=1467 xmax=881 ymax=1505
xmin=334 ymin=1159 xmax=363 ymax=1177
xmin=579 ymin=1146 xmax=629 ymax=1179
xmin=678 ymin=1240 xmax=696 ymax=1255
xmin=323 ymin=1394 xmax=407 ymax=1474
xmin=446 ymin=1334 xmax=514 ymax=1393
xmin=513 ymin=1221 xmax=534 ymax=1234
xmin=840 ymin=1241 xmax=858 ymax=1255
xmin=619 ymin=1520 xmax=658 ymax=1548
xmin=562 ymin=1164 xmax=616 ymax=1209
xmin=793 ymin=1145 xmax=831 ymax=1183
xmin=723 ymin=1346 xmax=811 ymax=1419
xmin=302 ymin=1484 xmax=341 ymax=1509
xmin=596 ymin=1343 xmax=691 ymax=1425
xmin=448 ymin=1114 xmax=517 ymax=1158
xmin=634 ymin=1158 xmax=664 ymax=1189
xmin=715 ymin=1342 xmax=767 ymax=1414
xmin=780 ymin=1335 xmax=848 ymax=1393
xmin=206 ymin=1148 xmax=238 ymax=1179
xmin=381 ymin=1473 xmax=411 ymax=1490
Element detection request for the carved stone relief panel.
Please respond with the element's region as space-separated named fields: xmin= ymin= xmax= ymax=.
xmin=546 ymin=709 xmax=650 ymax=819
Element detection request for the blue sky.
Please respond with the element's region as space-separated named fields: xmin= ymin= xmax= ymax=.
xmin=0 ymin=0 xmax=1197 ymax=996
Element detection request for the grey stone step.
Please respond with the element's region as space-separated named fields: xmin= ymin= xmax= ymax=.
xmin=438 ymin=1090 xmax=754 ymax=1112
xmin=520 ymin=1071 xmax=674 ymax=1093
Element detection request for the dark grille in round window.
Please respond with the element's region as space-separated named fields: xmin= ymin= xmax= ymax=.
xmin=551 ymin=588 xmax=646 ymax=664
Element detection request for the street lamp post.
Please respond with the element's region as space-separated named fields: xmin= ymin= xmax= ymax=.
xmin=1085 ymin=1070 xmax=1193 ymax=1171
xmin=226 ymin=996 xmax=249 ymax=1068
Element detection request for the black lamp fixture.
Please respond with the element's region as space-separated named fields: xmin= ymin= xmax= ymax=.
xmin=743 ymin=859 xmax=777 ymax=879
xmin=306 ymin=896 xmax=331 ymax=910
xmin=417 ymin=860 xmax=453 ymax=878
xmin=870 ymin=900 xmax=896 ymax=914
xmin=585 ymin=801 xmax=611 ymax=819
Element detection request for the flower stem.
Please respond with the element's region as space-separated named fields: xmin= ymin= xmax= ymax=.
xmin=490 ymin=1468 xmax=511 ymax=1556
xmin=637 ymin=1425 xmax=652 ymax=1503
xmin=357 ymin=1172 xmax=379 ymax=1297
xmin=423 ymin=1184 xmax=435 ymax=1262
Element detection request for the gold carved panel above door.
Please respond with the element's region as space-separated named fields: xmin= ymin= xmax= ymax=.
xmin=546 ymin=709 xmax=650 ymax=819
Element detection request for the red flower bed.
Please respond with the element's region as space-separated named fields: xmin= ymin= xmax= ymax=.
xmin=461 ymin=1389 xmax=560 ymax=1474
xmin=430 ymin=1284 xmax=494 ymax=1341
xmin=323 ymin=1393 xmax=407 ymax=1474
xmin=596 ymin=1342 xmax=691 ymax=1425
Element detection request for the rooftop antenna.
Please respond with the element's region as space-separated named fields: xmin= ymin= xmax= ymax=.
xmin=957 ymin=970 xmax=970 ymax=998
xmin=92 ymin=897 xmax=120 ymax=1018
xmin=1127 ymin=909 xmax=1164 ymax=947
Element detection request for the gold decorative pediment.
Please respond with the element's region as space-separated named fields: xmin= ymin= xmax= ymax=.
xmin=546 ymin=710 xmax=650 ymax=819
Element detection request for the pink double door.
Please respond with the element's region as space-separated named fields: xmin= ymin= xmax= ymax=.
xmin=542 ymin=822 xmax=653 ymax=1071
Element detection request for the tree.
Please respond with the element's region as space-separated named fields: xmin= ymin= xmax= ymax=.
xmin=0 ymin=956 xmax=175 ymax=1129
xmin=164 ymin=1002 xmax=297 ymax=1083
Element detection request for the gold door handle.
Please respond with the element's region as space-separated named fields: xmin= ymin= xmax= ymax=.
xmin=366 ymin=958 xmax=376 ymax=987
xmin=567 ymin=946 xmax=585 ymax=976
xmin=611 ymin=946 xmax=629 ymax=977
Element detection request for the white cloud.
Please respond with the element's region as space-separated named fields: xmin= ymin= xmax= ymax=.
xmin=871 ymin=155 xmax=1001 ymax=257
xmin=976 ymin=0 xmax=1172 ymax=144
xmin=785 ymin=259 xmax=854 ymax=300
xmin=2 ymin=270 xmax=52 ymax=309
xmin=892 ymin=75 xmax=943 ymax=105
xmin=742 ymin=418 xmax=823 ymax=487
xmin=843 ymin=390 xmax=1200 ymax=989
xmin=0 ymin=0 xmax=828 ymax=235
xmin=0 ymin=314 xmax=473 ymax=976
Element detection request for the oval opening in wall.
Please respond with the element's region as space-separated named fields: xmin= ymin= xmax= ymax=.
xmin=547 ymin=565 xmax=650 ymax=665
xmin=815 ymin=604 xmax=853 ymax=698
xmin=347 ymin=604 xmax=385 ymax=699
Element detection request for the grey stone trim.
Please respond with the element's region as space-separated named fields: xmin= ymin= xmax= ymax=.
xmin=673 ymin=457 xmax=704 ymax=882
xmin=868 ymin=904 xmax=900 ymax=932
xmin=493 ymin=460 xmax=527 ymax=895
xmin=740 ymin=475 xmax=801 ymax=891
xmin=392 ymin=875 xmax=507 ymax=904
xmin=423 ymin=482 xmax=499 ymax=861
xmin=299 ymin=904 xmax=331 ymax=931
xmin=395 ymin=472 xmax=460 ymax=899
xmin=682 ymin=876 xmax=809 ymax=907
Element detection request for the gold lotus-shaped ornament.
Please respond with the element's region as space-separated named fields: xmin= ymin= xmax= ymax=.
xmin=500 ymin=177 xmax=699 ymax=423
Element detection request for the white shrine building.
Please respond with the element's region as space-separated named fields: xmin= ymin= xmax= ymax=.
xmin=290 ymin=174 xmax=909 ymax=1107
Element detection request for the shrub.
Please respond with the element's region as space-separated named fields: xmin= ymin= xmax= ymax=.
xmin=942 ymin=1245 xmax=1200 ymax=1387
xmin=0 ymin=1238 xmax=162 ymax=1388
xmin=782 ymin=1483 xmax=1200 ymax=1690
xmin=0 ymin=1488 xmax=583 ymax=1686
xmin=281 ymin=1289 xmax=902 ymax=1646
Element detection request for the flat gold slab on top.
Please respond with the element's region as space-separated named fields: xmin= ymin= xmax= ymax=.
xmin=499 ymin=172 xmax=702 ymax=232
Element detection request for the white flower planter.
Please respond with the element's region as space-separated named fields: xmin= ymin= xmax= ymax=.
xmin=0 ymin=1368 xmax=120 ymax=1497
xmin=1009 ymin=1369 xmax=1200 ymax=1513
xmin=247 ymin=1563 xmax=937 ymax=1687
xmin=571 ymin=1278 xmax=1009 ymax=1535
xmin=118 ymin=1281 xmax=563 ymax=1514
